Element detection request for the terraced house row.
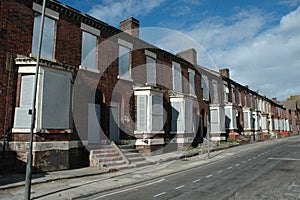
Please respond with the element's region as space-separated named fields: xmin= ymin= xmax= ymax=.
xmin=0 ymin=0 xmax=299 ymax=172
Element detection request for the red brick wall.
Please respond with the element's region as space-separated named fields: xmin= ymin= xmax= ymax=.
xmin=0 ymin=0 xmax=34 ymax=138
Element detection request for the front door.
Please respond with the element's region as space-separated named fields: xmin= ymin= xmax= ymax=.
xmin=110 ymin=103 xmax=120 ymax=143
xmin=88 ymin=103 xmax=101 ymax=144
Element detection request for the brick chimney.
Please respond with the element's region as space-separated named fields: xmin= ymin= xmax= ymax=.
xmin=176 ymin=48 xmax=197 ymax=65
xmin=120 ymin=17 xmax=140 ymax=38
xmin=219 ymin=68 xmax=230 ymax=79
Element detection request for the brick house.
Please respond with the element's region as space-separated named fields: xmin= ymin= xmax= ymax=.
xmin=0 ymin=0 xmax=209 ymax=172
xmin=220 ymin=69 xmax=290 ymax=141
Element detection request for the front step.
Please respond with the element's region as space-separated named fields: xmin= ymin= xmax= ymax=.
xmin=90 ymin=144 xmax=129 ymax=171
xmin=90 ymin=143 xmax=155 ymax=172
xmin=118 ymin=144 xmax=153 ymax=168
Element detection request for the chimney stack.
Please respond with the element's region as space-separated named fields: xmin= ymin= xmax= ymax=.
xmin=176 ymin=48 xmax=197 ymax=65
xmin=120 ymin=17 xmax=140 ymax=38
xmin=219 ymin=68 xmax=230 ymax=79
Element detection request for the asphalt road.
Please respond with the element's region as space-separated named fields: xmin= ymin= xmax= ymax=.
xmin=2 ymin=136 xmax=300 ymax=199
xmin=83 ymin=137 xmax=300 ymax=200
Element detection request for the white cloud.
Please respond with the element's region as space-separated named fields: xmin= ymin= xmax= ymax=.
xmin=88 ymin=0 xmax=166 ymax=27
xmin=143 ymin=6 xmax=300 ymax=100
xmin=210 ymin=6 xmax=300 ymax=100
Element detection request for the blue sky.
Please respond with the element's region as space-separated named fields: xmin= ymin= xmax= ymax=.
xmin=59 ymin=0 xmax=300 ymax=101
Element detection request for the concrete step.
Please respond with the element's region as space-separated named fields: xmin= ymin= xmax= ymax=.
xmin=95 ymin=152 xmax=120 ymax=158
xmin=121 ymin=148 xmax=139 ymax=153
xmin=101 ymin=160 xmax=127 ymax=167
xmin=123 ymin=152 xmax=142 ymax=158
xmin=128 ymin=157 xmax=145 ymax=163
xmin=99 ymin=156 xmax=123 ymax=162
xmin=118 ymin=144 xmax=135 ymax=149
xmin=91 ymin=148 xmax=115 ymax=154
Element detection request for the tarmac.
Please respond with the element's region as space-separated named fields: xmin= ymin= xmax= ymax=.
xmin=0 ymin=142 xmax=239 ymax=191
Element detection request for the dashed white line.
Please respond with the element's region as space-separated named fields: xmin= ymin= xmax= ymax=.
xmin=193 ymin=179 xmax=201 ymax=183
xmin=206 ymin=174 xmax=214 ymax=178
xmin=227 ymin=166 xmax=232 ymax=170
xmin=248 ymin=158 xmax=252 ymax=161
xmin=242 ymin=161 xmax=246 ymax=163
xmin=217 ymin=170 xmax=223 ymax=174
xmin=93 ymin=179 xmax=166 ymax=199
xmin=253 ymin=156 xmax=256 ymax=159
xmin=235 ymin=163 xmax=240 ymax=166
xmin=175 ymin=185 xmax=185 ymax=190
xmin=153 ymin=192 xmax=166 ymax=198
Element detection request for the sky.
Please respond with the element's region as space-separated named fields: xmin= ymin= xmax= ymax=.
xmin=59 ymin=0 xmax=300 ymax=101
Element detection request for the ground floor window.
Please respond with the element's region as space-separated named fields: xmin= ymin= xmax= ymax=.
xmin=171 ymin=98 xmax=193 ymax=133
xmin=14 ymin=68 xmax=72 ymax=129
xmin=135 ymin=87 xmax=164 ymax=133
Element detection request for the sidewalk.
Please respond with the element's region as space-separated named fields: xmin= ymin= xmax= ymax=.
xmin=0 ymin=142 xmax=239 ymax=190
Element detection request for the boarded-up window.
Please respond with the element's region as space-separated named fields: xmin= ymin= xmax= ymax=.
xmin=41 ymin=70 xmax=72 ymax=129
xmin=243 ymin=111 xmax=249 ymax=129
xmin=172 ymin=101 xmax=183 ymax=131
xmin=213 ymin=81 xmax=219 ymax=103
xmin=185 ymin=99 xmax=193 ymax=132
xmin=188 ymin=70 xmax=195 ymax=96
xmin=119 ymin=45 xmax=131 ymax=78
xmin=152 ymin=95 xmax=163 ymax=131
xmin=210 ymin=109 xmax=219 ymax=132
xmin=13 ymin=75 xmax=35 ymax=128
xmin=81 ymin=31 xmax=97 ymax=69
xmin=202 ymin=75 xmax=209 ymax=100
xmin=32 ymin=13 xmax=55 ymax=59
xmin=146 ymin=56 xmax=156 ymax=84
xmin=172 ymin=62 xmax=182 ymax=93
xmin=137 ymin=95 xmax=147 ymax=131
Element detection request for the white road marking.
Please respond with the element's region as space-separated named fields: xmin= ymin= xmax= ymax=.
xmin=248 ymin=158 xmax=252 ymax=161
xmin=175 ymin=185 xmax=185 ymax=190
xmin=253 ymin=156 xmax=256 ymax=159
xmin=92 ymin=179 xmax=166 ymax=199
xmin=242 ymin=161 xmax=246 ymax=163
xmin=268 ymin=158 xmax=300 ymax=161
xmin=206 ymin=174 xmax=214 ymax=178
xmin=227 ymin=167 xmax=232 ymax=170
xmin=193 ymin=179 xmax=201 ymax=183
xmin=217 ymin=170 xmax=223 ymax=174
xmin=235 ymin=163 xmax=240 ymax=166
xmin=153 ymin=192 xmax=166 ymax=198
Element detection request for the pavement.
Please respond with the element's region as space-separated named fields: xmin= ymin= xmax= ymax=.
xmin=0 ymin=136 xmax=298 ymax=199
xmin=0 ymin=142 xmax=238 ymax=190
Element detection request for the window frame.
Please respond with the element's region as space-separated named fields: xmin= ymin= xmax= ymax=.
xmin=172 ymin=62 xmax=182 ymax=93
xmin=118 ymin=39 xmax=133 ymax=81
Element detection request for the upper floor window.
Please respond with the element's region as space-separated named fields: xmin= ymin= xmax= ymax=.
xmin=119 ymin=45 xmax=131 ymax=78
xmin=32 ymin=13 xmax=56 ymax=59
xmin=249 ymin=94 xmax=253 ymax=108
xmin=244 ymin=92 xmax=247 ymax=106
xmin=81 ymin=23 xmax=100 ymax=70
xmin=202 ymin=75 xmax=209 ymax=100
xmin=118 ymin=39 xmax=132 ymax=79
xmin=172 ymin=62 xmax=182 ymax=93
xmin=188 ymin=69 xmax=195 ymax=96
xmin=231 ymin=85 xmax=235 ymax=103
xmin=223 ymin=82 xmax=229 ymax=103
xmin=81 ymin=32 xmax=97 ymax=69
xmin=212 ymin=81 xmax=219 ymax=103
xmin=146 ymin=56 xmax=156 ymax=84
xmin=238 ymin=89 xmax=241 ymax=105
